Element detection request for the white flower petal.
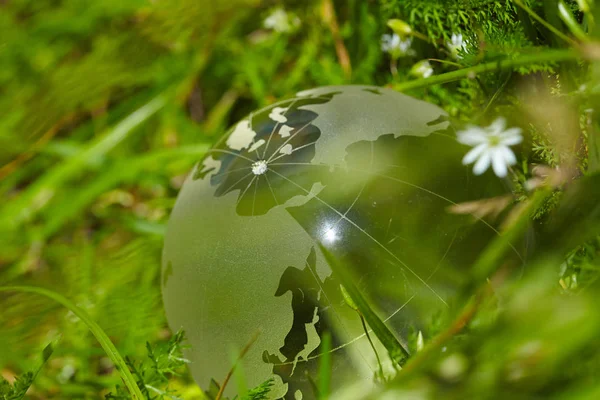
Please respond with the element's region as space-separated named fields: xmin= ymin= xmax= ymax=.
xmin=498 ymin=145 xmax=517 ymax=166
xmin=499 ymin=127 xmax=522 ymax=138
xmin=457 ymin=128 xmax=488 ymax=145
xmin=488 ymin=117 xmax=506 ymax=134
xmin=491 ymin=148 xmax=508 ymax=177
xmin=499 ymin=128 xmax=523 ymax=146
xmin=462 ymin=143 xmax=488 ymax=165
xmin=473 ymin=151 xmax=491 ymax=175
xmin=500 ymin=135 xmax=523 ymax=146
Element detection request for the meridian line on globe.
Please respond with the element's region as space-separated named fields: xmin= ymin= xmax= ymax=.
xmin=212 ymin=166 xmax=255 ymax=179
xmin=268 ymin=168 xmax=449 ymax=307
xmin=268 ymin=139 xmax=321 ymax=164
xmin=266 ymin=120 xmax=314 ymax=164
xmin=428 ymin=229 xmax=459 ymax=282
xmin=262 ymin=98 xmax=300 ymax=159
xmin=330 ymin=142 xmax=375 ymax=232
xmin=252 ymin=175 xmax=260 ymax=216
xmin=300 ymin=249 xmax=376 ymax=373
xmin=208 ymin=148 xmax=256 ymax=163
xmin=237 ymin=175 xmax=257 ymax=206
xmin=221 ymin=171 xmax=254 ymax=197
xmin=264 ymin=173 xmax=280 ymax=206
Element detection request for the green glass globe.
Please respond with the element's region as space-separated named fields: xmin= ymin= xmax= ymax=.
xmin=162 ymin=86 xmax=512 ymax=399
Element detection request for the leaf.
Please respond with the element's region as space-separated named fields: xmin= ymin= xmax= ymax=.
xmin=240 ymin=378 xmax=274 ymax=400
xmin=318 ymin=243 xmax=411 ymax=365
xmin=0 ymin=339 xmax=57 ymax=400
xmin=0 ymin=286 xmax=145 ymax=400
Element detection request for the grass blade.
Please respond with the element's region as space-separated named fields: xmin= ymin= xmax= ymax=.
xmin=0 ymin=286 xmax=146 ymax=400
xmin=318 ymin=243 xmax=410 ymax=365
xmin=0 ymin=94 xmax=166 ymax=231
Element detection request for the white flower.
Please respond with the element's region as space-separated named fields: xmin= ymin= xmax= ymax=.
xmin=411 ymin=60 xmax=434 ymax=78
xmin=381 ymin=33 xmax=414 ymax=58
xmin=263 ymin=8 xmax=299 ymax=33
xmin=457 ymin=118 xmax=523 ymax=178
xmin=268 ymin=106 xmax=288 ymax=123
xmin=447 ymin=33 xmax=467 ymax=59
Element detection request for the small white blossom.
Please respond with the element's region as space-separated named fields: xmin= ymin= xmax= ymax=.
xmin=447 ymin=33 xmax=467 ymax=59
xmin=411 ymin=60 xmax=434 ymax=78
xmin=381 ymin=33 xmax=414 ymax=58
xmin=269 ymin=106 xmax=288 ymax=123
xmin=264 ymin=8 xmax=299 ymax=33
xmin=457 ymin=118 xmax=523 ymax=178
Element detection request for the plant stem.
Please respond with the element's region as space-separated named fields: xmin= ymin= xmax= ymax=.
xmin=471 ymin=189 xmax=551 ymax=283
xmin=398 ymin=285 xmax=492 ymax=377
xmin=0 ymin=285 xmax=146 ymax=400
xmin=318 ymin=332 xmax=332 ymax=400
xmin=321 ymin=0 xmax=352 ymax=78
xmin=393 ymin=49 xmax=580 ymax=92
xmin=215 ymin=330 xmax=260 ymax=400
xmin=397 ymin=186 xmax=552 ymax=377
xmin=513 ymin=0 xmax=578 ymax=46
xmin=319 ymin=244 xmax=411 ymax=365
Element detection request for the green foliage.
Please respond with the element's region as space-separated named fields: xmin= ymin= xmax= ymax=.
xmin=0 ymin=341 xmax=55 ymax=400
xmin=239 ymin=379 xmax=275 ymax=400
xmin=105 ymin=330 xmax=188 ymax=400
xmin=0 ymin=0 xmax=599 ymax=398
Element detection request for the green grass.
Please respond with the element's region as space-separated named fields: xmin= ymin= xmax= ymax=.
xmin=1 ymin=0 xmax=600 ymax=399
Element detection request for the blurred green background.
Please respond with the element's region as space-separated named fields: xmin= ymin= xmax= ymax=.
xmin=1 ymin=0 xmax=600 ymax=399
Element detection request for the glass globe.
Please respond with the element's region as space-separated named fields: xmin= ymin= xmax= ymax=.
xmin=162 ymin=86 xmax=514 ymax=399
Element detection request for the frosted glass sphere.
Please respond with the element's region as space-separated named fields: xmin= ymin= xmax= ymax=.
xmin=162 ymin=86 xmax=510 ymax=399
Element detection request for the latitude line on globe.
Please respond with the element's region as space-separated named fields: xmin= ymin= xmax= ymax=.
xmin=269 ymin=161 xmax=523 ymax=262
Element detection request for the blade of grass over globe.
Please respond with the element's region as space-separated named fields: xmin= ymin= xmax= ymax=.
xmin=318 ymin=332 xmax=332 ymax=400
xmin=0 ymin=286 xmax=145 ymax=400
xmin=471 ymin=188 xmax=552 ymax=283
xmin=318 ymin=243 xmax=411 ymax=364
